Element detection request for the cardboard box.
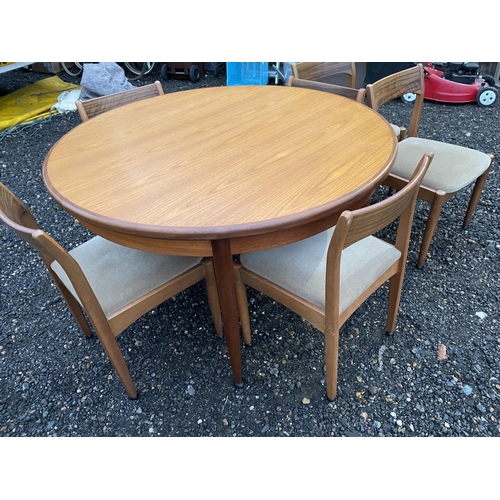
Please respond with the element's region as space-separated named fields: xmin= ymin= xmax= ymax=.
xmin=31 ymin=62 xmax=72 ymax=74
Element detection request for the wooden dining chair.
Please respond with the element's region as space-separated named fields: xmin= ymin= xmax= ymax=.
xmin=291 ymin=62 xmax=357 ymax=88
xmin=287 ymin=76 xmax=366 ymax=102
xmin=234 ymin=153 xmax=433 ymax=401
xmin=366 ymin=63 xmax=424 ymax=142
xmin=76 ymin=80 xmax=164 ymax=121
xmin=366 ymin=64 xmax=494 ymax=268
xmin=0 ymin=182 xmax=222 ymax=399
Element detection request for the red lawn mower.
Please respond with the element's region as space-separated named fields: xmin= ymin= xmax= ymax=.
xmin=401 ymin=62 xmax=498 ymax=107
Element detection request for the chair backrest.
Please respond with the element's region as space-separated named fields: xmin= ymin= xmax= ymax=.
xmin=0 ymin=182 xmax=39 ymax=233
xmin=365 ymin=64 xmax=424 ymax=138
xmin=76 ymin=80 xmax=164 ymax=121
xmin=0 ymin=182 xmax=105 ymax=319
xmin=327 ymin=152 xmax=434 ymax=275
xmin=291 ymin=62 xmax=356 ymax=88
xmin=288 ymin=76 xmax=366 ymax=102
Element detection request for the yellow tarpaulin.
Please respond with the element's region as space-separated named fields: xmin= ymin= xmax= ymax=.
xmin=0 ymin=76 xmax=80 ymax=132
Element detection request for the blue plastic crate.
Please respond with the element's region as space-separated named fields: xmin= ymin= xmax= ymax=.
xmin=226 ymin=62 xmax=269 ymax=86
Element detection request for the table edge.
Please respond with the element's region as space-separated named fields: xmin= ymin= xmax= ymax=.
xmin=43 ymin=144 xmax=396 ymax=241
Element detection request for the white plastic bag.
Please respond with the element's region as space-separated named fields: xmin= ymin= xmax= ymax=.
xmin=51 ymin=89 xmax=82 ymax=113
xmin=79 ymin=62 xmax=134 ymax=100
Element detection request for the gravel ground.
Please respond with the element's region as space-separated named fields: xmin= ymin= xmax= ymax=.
xmin=1 ymin=63 xmax=499 ymax=438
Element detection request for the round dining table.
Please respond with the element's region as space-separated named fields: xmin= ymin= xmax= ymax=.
xmin=43 ymin=85 xmax=397 ymax=388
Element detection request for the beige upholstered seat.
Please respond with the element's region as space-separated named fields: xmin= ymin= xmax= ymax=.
xmin=51 ymin=238 xmax=208 ymax=318
xmin=291 ymin=62 xmax=357 ymax=88
xmin=234 ymin=154 xmax=433 ymax=401
xmin=287 ymin=76 xmax=366 ymax=103
xmin=392 ymin=138 xmax=492 ymax=193
xmin=76 ymin=80 xmax=164 ymax=121
xmin=0 ymin=182 xmax=222 ymax=399
xmin=238 ymin=228 xmax=400 ymax=315
xmin=366 ymin=64 xmax=494 ymax=267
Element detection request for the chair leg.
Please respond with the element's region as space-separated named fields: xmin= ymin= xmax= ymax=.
xmin=417 ymin=190 xmax=448 ymax=268
xmin=94 ymin=325 xmax=138 ymax=399
xmin=324 ymin=326 xmax=340 ymax=401
xmin=463 ymin=164 xmax=491 ymax=228
xmin=67 ymin=300 xmax=93 ymax=338
xmin=398 ymin=126 xmax=406 ymax=142
xmin=202 ymin=257 xmax=223 ymax=338
xmin=233 ymin=262 xmax=252 ymax=346
xmin=385 ymin=271 xmax=405 ymax=334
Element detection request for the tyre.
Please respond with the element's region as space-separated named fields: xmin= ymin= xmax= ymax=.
xmin=143 ymin=62 xmax=155 ymax=75
xmin=123 ymin=62 xmax=154 ymax=82
xmin=61 ymin=62 xmax=83 ymax=76
xmin=161 ymin=64 xmax=170 ymax=81
xmin=207 ymin=62 xmax=222 ymax=77
xmin=189 ymin=65 xmax=201 ymax=83
xmin=124 ymin=62 xmax=155 ymax=76
xmin=482 ymin=74 xmax=496 ymax=87
xmin=476 ymin=86 xmax=498 ymax=107
xmin=401 ymin=92 xmax=417 ymax=103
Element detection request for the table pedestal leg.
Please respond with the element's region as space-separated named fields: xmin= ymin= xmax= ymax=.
xmin=211 ymin=239 xmax=244 ymax=388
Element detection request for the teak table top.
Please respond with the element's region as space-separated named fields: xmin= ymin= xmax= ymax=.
xmin=43 ymin=85 xmax=397 ymax=387
xmin=44 ymin=86 xmax=396 ymax=239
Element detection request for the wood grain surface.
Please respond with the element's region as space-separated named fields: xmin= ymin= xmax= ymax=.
xmin=44 ymin=86 xmax=396 ymax=240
